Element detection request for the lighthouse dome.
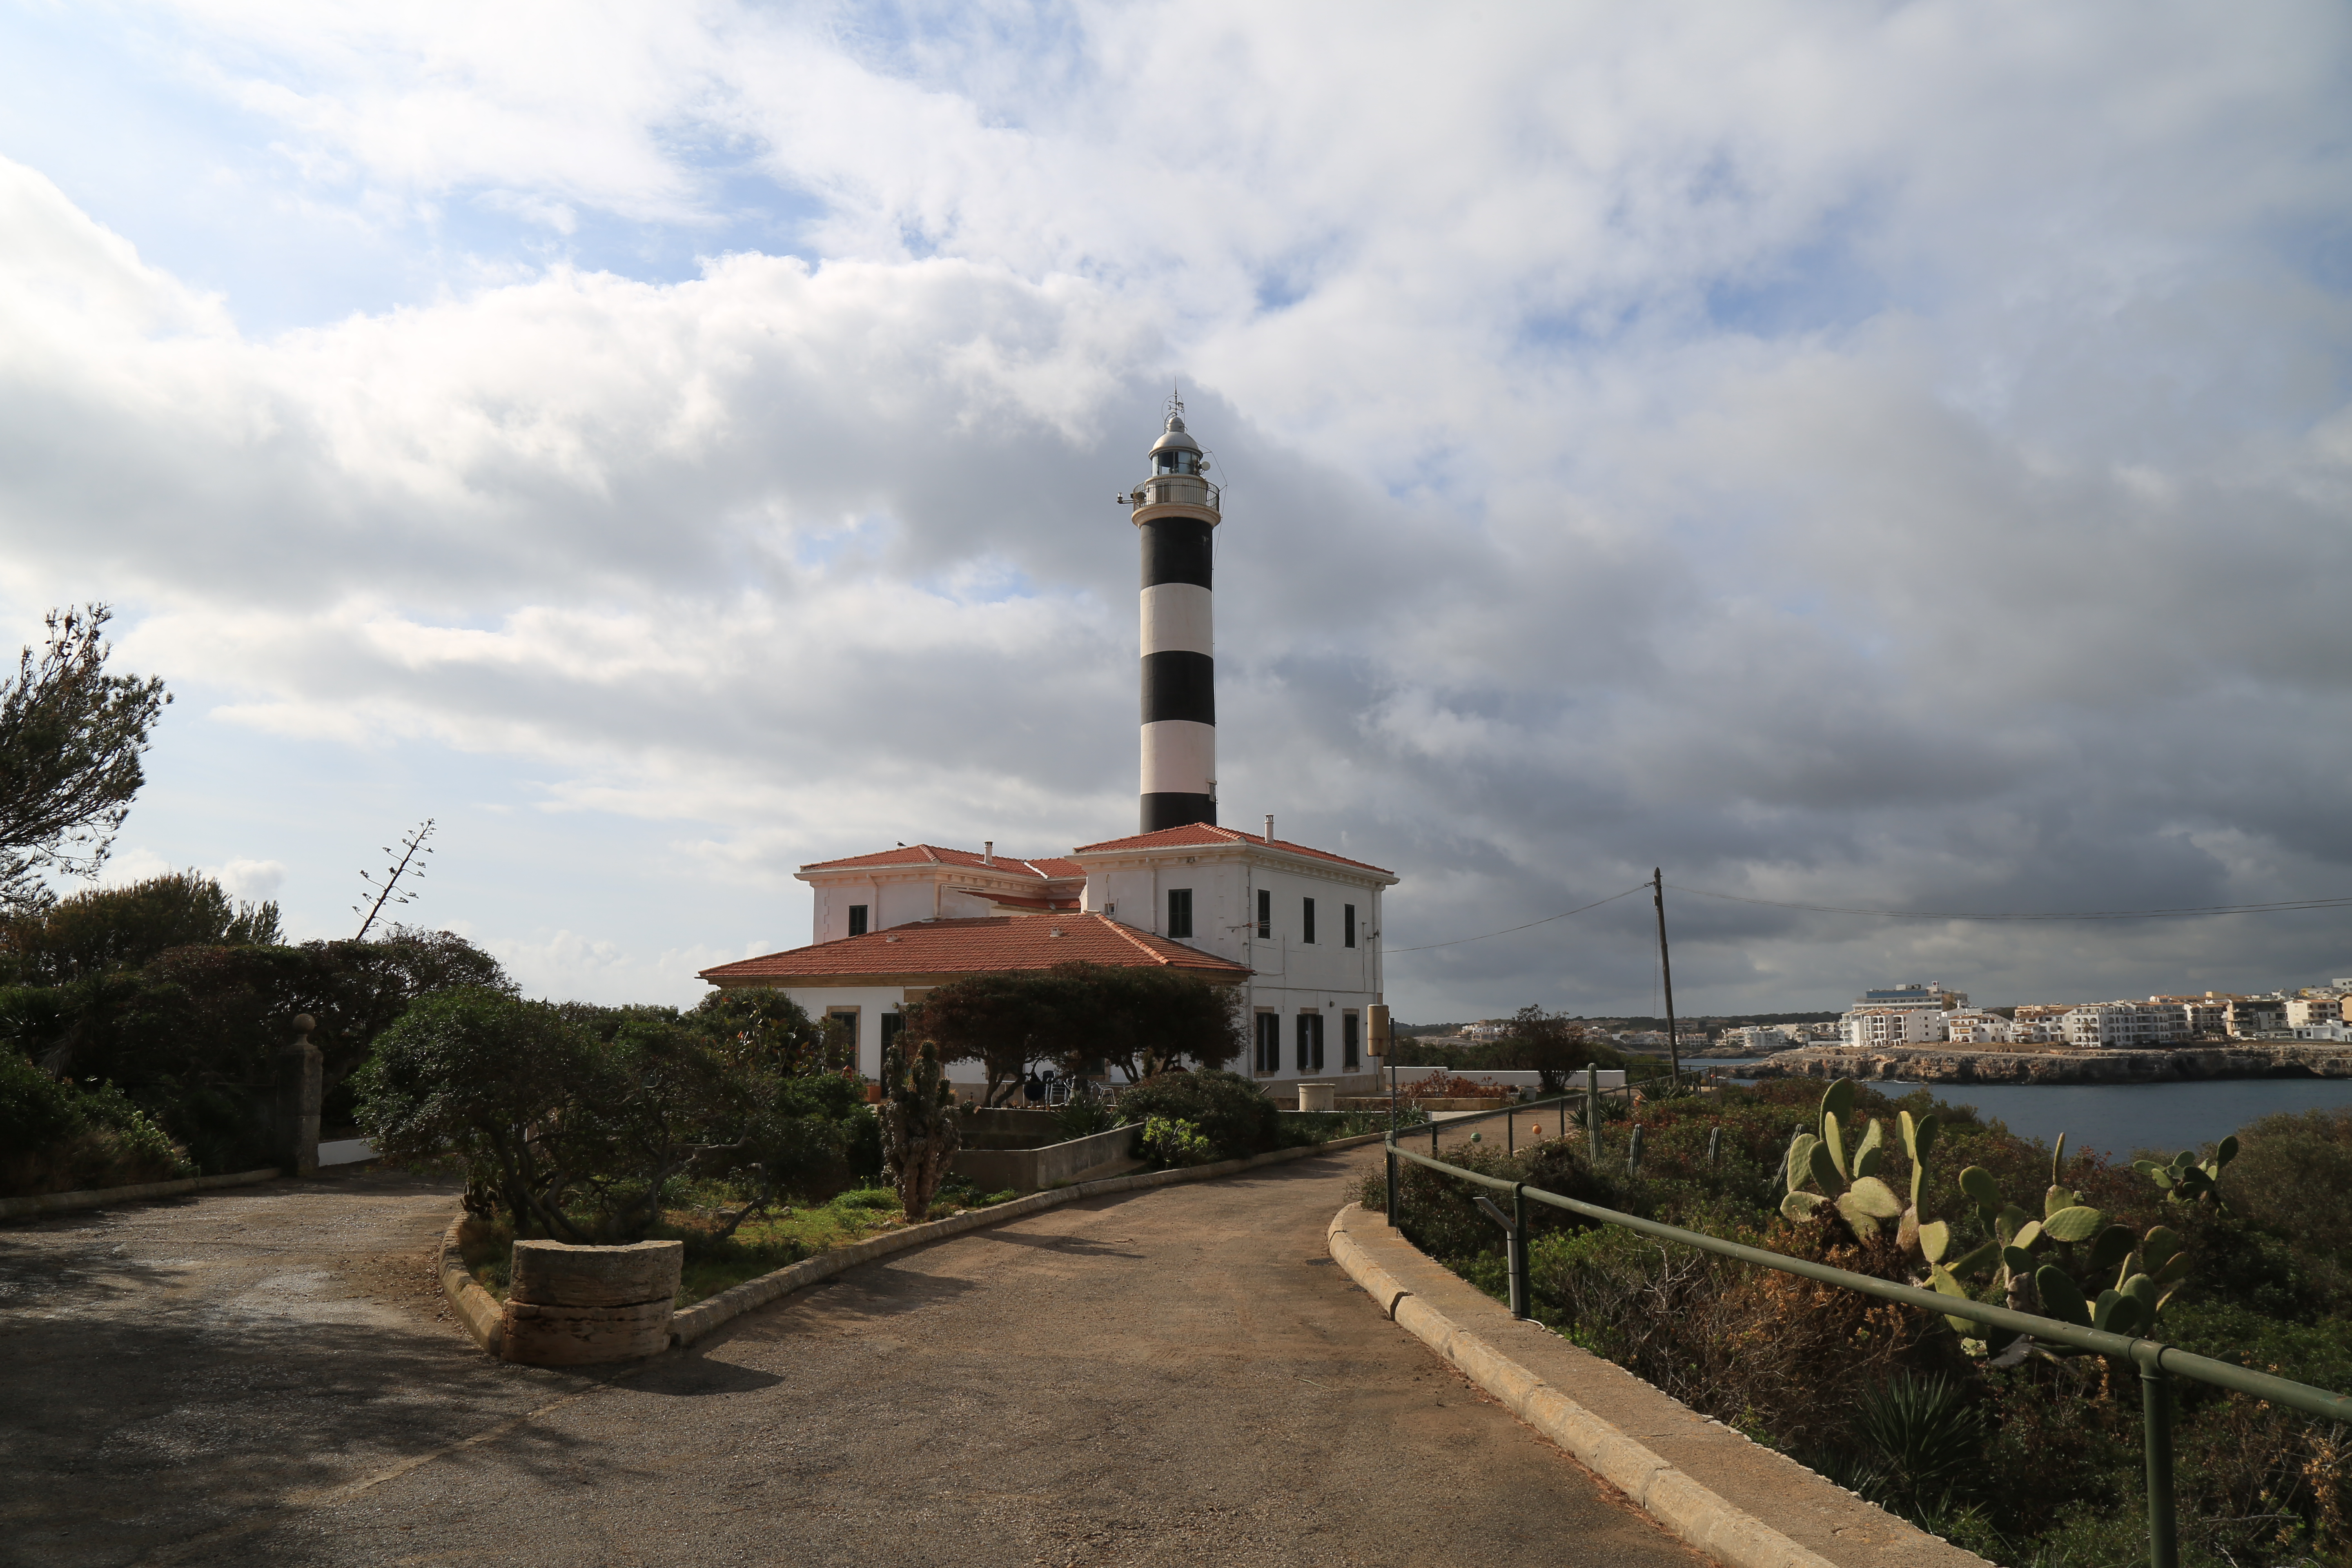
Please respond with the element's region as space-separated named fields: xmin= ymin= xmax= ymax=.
xmin=1149 ymin=414 xmax=1202 ymax=457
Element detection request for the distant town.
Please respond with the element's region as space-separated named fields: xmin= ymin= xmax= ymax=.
xmin=1410 ymin=973 xmax=2352 ymax=1059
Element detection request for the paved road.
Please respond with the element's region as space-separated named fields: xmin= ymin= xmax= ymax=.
xmin=2 ymin=1153 xmax=1699 ymax=1567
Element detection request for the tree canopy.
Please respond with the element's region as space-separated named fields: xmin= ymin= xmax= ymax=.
xmin=0 ymin=606 xmax=169 ymax=917
xmin=2 ymin=869 xmax=281 ymax=983
xmin=905 ymin=962 xmax=1245 ymax=1105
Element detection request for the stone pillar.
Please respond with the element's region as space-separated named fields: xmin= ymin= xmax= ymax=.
xmin=274 ymin=1013 xmax=322 ymax=1178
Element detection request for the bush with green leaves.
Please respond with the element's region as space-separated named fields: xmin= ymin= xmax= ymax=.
xmin=0 ymin=924 xmax=508 ymax=1172
xmin=1139 ymin=1115 xmax=1214 ymax=1167
xmin=1116 ymin=1068 xmax=1280 ymax=1161
xmin=358 ymin=987 xmax=862 ymax=1243
xmin=0 ymin=1047 xmax=188 ymax=1196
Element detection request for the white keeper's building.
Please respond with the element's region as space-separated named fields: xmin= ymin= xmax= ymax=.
xmin=700 ymin=399 xmax=1398 ymax=1096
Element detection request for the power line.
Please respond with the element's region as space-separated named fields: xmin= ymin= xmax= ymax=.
xmin=1382 ymin=883 xmax=1649 ymax=953
xmin=1665 ymin=884 xmax=2352 ymax=922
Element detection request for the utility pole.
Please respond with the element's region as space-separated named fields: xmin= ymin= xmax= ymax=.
xmin=1653 ymin=868 xmax=1681 ymax=1087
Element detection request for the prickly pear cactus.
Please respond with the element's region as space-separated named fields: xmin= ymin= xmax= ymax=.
xmin=2135 ymin=1136 xmax=2237 ymax=1212
xmin=1780 ymin=1078 xmax=1904 ymax=1237
xmin=878 ymin=1039 xmax=962 ymax=1221
xmin=1934 ymin=1132 xmax=2195 ymax=1356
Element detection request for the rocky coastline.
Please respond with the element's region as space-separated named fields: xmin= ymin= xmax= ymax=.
xmin=1731 ymin=1043 xmax=2352 ymax=1085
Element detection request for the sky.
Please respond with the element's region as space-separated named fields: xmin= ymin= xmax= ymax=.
xmin=1 ymin=1 xmax=2348 ymax=1020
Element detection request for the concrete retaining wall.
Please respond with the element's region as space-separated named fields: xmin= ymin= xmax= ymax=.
xmin=949 ymin=1123 xmax=1140 ymax=1191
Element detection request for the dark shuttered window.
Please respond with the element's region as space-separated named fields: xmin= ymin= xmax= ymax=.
xmin=1295 ymin=1011 xmax=1325 ymax=1072
xmin=1344 ymin=904 xmax=1356 ymax=947
xmin=1302 ymin=898 xmax=1316 ymax=944
xmin=1167 ymin=888 xmax=1193 ymax=938
xmin=848 ymin=904 xmax=869 ymax=937
xmin=1256 ymin=888 xmax=1270 ymax=938
xmin=1255 ymin=1012 xmax=1281 ymax=1073
xmin=1343 ymin=1011 xmax=1360 ymax=1070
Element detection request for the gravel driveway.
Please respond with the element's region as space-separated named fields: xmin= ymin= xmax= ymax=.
xmin=2 ymin=1152 xmax=1698 ymax=1568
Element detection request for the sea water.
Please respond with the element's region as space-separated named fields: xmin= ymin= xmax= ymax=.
xmin=1682 ymin=1062 xmax=2352 ymax=1159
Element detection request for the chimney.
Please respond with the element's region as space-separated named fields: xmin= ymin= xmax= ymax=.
xmin=983 ymin=841 xmax=993 ymax=865
xmin=1263 ymin=814 xmax=1274 ymax=842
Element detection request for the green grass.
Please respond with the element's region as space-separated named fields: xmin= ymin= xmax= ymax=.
xmin=461 ymin=1181 xmax=1023 ymax=1308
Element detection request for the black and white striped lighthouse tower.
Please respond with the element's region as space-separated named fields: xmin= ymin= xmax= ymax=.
xmin=1127 ymin=394 xmax=1220 ymax=831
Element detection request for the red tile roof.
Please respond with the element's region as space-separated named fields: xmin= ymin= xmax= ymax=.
xmin=1068 ymin=823 xmax=1394 ymax=876
xmin=699 ymin=915 xmax=1252 ymax=985
xmin=798 ymin=844 xmax=1085 ymax=882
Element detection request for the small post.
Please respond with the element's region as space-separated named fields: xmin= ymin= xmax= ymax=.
xmin=274 ymin=1013 xmax=322 ymax=1178
xmin=1627 ymin=1123 xmax=1645 ymax=1176
xmin=1707 ymin=1125 xmax=1722 ymax=1166
xmin=2143 ymin=1361 xmax=2180 ymax=1568
xmin=1432 ymin=1118 xmax=1441 ymax=1156
xmin=1510 ymin=1183 xmax=1531 ymax=1320
xmin=1506 ymin=1109 xmax=1515 ymax=1156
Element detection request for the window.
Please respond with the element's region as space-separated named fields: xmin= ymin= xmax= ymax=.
xmin=1296 ymin=1011 xmax=1325 ymax=1073
xmin=1255 ymin=1012 xmax=1281 ymax=1074
xmin=847 ymin=904 xmax=869 ymax=937
xmin=1344 ymin=903 xmax=1356 ymax=948
xmin=1256 ymin=888 xmax=1270 ymax=938
xmin=825 ymin=1009 xmax=859 ymax=1062
xmin=1302 ymin=897 xmax=1316 ymax=944
xmin=880 ymin=1011 xmax=904 ymax=1056
xmin=1167 ymin=887 xmax=1193 ymax=939
xmin=1343 ymin=1011 xmax=1360 ymax=1071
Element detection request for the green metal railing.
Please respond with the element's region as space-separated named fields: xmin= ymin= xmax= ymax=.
xmin=1383 ymin=1093 xmax=2352 ymax=1568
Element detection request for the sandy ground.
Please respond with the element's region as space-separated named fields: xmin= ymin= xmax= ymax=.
xmin=1 ymin=1149 xmax=1698 ymax=1568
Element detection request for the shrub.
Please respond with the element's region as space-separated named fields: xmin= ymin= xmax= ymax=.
xmin=1139 ymin=1115 xmax=1214 ymax=1167
xmin=1117 ymin=1069 xmax=1280 ymax=1161
xmin=0 ymin=925 xmax=510 ymax=1171
xmin=1054 ymin=1095 xmax=1125 ymax=1140
xmin=0 ymin=1049 xmax=188 ymax=1196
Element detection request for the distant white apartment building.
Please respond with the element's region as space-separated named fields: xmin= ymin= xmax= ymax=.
xmin=1843 ymin=1007 xmax=1949 ymax=1048
xmin=2009 ymin=1005 xmax=2075 ymax=1043
xmin=2148 ymin=996 xmax=2230 ymax=1038
xmin=1943 ymin=1008 xmax=2012 ymax=1044
xmin=2062 ymin=1002 xmax=2188 ymax=1048
xmin=1721 ymin=1025 xmax=1793 ymax=1053
xmin=2287 ymin=997 xmax=2352 ymax=1029
xmin=1457 ymin=1020 xmax=1513 ymax=1040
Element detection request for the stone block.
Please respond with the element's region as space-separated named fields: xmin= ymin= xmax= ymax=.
xmin=509 ymin=1238 xmax=684 ymax=1308
xmin=501 ymin=1298 xmax=674 ymax=1366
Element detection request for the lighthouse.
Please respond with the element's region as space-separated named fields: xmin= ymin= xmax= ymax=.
xmin=1127 ymin=394 xmax=1220 ymax=831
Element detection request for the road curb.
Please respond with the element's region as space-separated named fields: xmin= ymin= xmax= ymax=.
xmin=0 ymin=1167 xmax=281 ymax=1223
xmin=668 ymin=1130 xmax=1390 ymax=1347
xmin=426 ymin=1130 xmax=1388 ymax=1356
xmin=437 ymin=1216 xmax=508 ymax=1358
xmin=1327 ymin=1203 xmax=1990 ymax=1568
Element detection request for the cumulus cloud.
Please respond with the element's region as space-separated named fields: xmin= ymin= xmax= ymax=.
xmin=0 ymin=2 xmax=2347 ymax=1011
